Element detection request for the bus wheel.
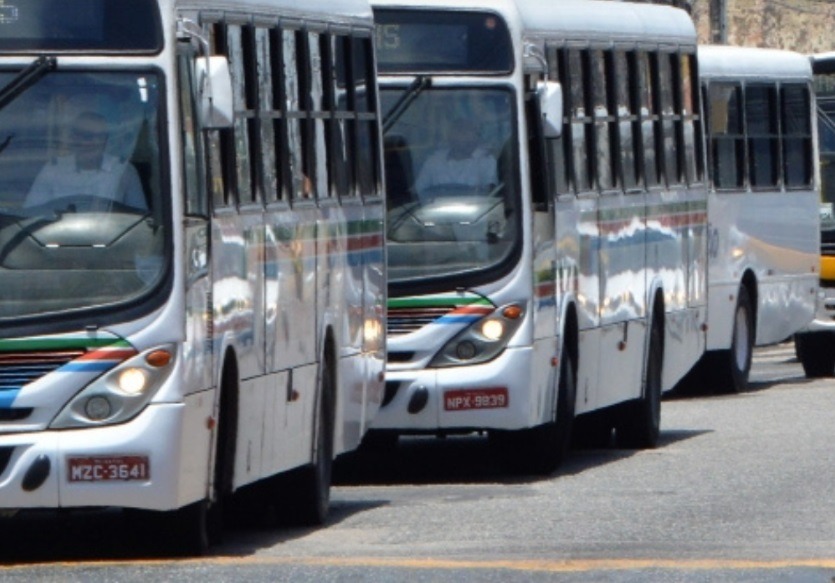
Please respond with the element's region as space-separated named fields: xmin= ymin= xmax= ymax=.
xmin=502 ymin=348 xmax=576 ymax=475
xmin=131 ymin=498 xmax=218 ymax=557
xmin=716 ymin=286 xmax=754 ymax=393
xmin=616 ymin=315 xmax=662 ymax=449
xmin=794 ymin=332 xmax=835 ymax=378
xmin=280 ymin=356 xmax=335 ymax=526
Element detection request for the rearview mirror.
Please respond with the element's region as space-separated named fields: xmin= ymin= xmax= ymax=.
xmin=537 ymin=80 xmax=563 ymax=139
xmin=195 ymin=55 xmax=234 ymax=129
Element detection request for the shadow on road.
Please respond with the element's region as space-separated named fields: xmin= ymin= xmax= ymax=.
xmin=334 ymin=427 xmax=708 ymax=487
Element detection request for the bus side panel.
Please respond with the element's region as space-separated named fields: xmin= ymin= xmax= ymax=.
xmin=321 ymin=201 xmax=365 ymax=456
xmin=595 ymin=192 xmax=648 ymax=409
xmin=362 ymin=198 xmax=386 ymax=446
xmin=644 ymin=187 xmax=707 ymax=391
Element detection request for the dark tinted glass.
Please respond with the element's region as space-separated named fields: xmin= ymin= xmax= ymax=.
xmin=374 ymin=9 xmax=512 ymax=74
xmin=0 ymin=0 xmax=162 ymax=53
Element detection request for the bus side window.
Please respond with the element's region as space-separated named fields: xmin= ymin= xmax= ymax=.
xmin=615 ymin=50 xmax=638 ymax=192
xmin=657 ymin=52 xmax=680 ymax=186
xmin=178 ymin=48 xmax=206 ymax=216
xmin=206 ymin=21 xmax=233 ymax=209
xmin=546 ymin=45 xmax=570 ymax=197
xmin=255 ymin=27 xmax=279 ymax=204
xmin=589 ymin=50 xmax=618 ymax=191
xmin=708 ymin=83 xmax=745 ymax=189
xmin=352 ymin=35 xmax=382 ymax=198
xmin=746 ymin=83 xmax=779 ymax=188
xmin=568 ymin=49 xmax=591 ymax=193
xmin=638 ymin=52 xmax=660 ymax=188
xmin=781 ymin=83 xmax=813 ymax=188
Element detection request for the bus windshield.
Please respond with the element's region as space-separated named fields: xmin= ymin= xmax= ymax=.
xmin=381 ymin=86 xmax=519 ymax=286
xmin=0 ymin=70 xmax=166 ymax=322
xmin=816 ymin=70 xmax=835 ymax=222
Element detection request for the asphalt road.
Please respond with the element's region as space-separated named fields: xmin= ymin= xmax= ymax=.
xmin=1 ymin=342 xmax=834 ymax=582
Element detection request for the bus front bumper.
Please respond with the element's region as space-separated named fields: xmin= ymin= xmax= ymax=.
xmin=0 ymin=403 xmax=191 ymax=512
xmin=372 ymin=346 xmax=539 ymax=433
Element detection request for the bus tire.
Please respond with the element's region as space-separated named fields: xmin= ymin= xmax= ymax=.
xmin=280 ymin=353 xmax=336 ymax=526
xmin=616 ymin=314 xmax=662 ymax=449
xmin=794 ymin=332 xmax=835 ymax=378
xmin=505 ymin=347 xmax=576 ymax=475
xmin=714 ymin=286 xmax=754 ymax=394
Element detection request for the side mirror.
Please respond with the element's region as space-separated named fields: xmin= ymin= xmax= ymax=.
xmin=195 ymin=55 xmax=234 ymax=129
xmin=537 ymin=80 xmax=563 ymax=139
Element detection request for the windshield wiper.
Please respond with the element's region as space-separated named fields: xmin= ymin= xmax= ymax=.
xmin=0 ymin=55 xmax=57 ymax=111
xmin=383 ymin=75 xmax=431 ymax=133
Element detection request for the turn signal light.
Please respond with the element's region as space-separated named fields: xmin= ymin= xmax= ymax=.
xmin=502 ymin=305 xmax=522 ymax=319
xmin=146 ymin=349 xmax=172 ymax=368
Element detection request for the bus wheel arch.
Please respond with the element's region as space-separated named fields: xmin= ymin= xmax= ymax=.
xmin=615 ymin=291 xmax=664 ymax=449
xmin=717 ymin=277 xmax=756 ymax=394
xmin=214 ymin=349 xmax=240 ymax=506
xmin=279 ymin=329 xmax=337 ymax=525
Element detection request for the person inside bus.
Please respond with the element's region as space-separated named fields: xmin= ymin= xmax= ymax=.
xmin=414 ymin=117 xmax=498 ymax=199
xmin=24 ymin=111 xmax=147 ymax=211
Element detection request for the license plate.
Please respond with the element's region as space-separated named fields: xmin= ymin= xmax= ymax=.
xmin=67 ymin=455 xmax=150 ymax=482
xmin=444 ymin=387 xmax=508 ymax=411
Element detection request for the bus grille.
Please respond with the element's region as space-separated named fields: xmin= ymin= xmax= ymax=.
xmin=0 ymin=446 xmax=13 ymax=476
xmin=387 ymin=305 xmax=457 ymax=335
xmin=0 ymin=350 xmax=85 ymax=392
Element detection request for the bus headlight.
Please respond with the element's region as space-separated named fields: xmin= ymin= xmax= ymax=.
xmin=118 ymin=368 xmax=147 ymax=395
xmin=50 ymin=345 xmax=176 ymax=429
xmin=429 ymin=304 xmax=524 ymax=368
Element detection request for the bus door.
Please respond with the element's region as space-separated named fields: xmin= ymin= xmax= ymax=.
xmin=178 ymin=45 xmax=214 ymax=396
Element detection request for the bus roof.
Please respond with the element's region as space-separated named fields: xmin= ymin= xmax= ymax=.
xmin=699 ymin=45 xmax=813 ymax=82
xmin=811 ymin=52 xmax=835 ymax=75
xmin=371 ymin=0 xmax=697 ymax=47
xmin=172 ymin=0 xmax=373 ymax=25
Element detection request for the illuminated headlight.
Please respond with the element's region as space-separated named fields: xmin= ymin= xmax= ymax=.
xmin=118 ymin=368 xmax=147 ymax=395
xmin=429 ymin=304 xmax=524 ymax=368
xmin=50 ymin=345 xmax=176 ymax=429
xmin=480 ymin=319 xmax=505 ymax=342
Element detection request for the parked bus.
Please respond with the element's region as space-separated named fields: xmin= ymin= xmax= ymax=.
xmin=689 ymin=45 xmax=819 ymax=391
xmin=0 ymin=0 xmax=385 ymax=553
xmin=369 ymin=0 xmax=708 ymax=472
xmin=794 ymin=51 xmax=835 ymax=377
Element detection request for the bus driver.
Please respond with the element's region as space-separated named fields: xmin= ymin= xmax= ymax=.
xmin=414 ymin=117 xmax=498 ymax=198
xmin=25 ymin=111 xmax=147 ymax=211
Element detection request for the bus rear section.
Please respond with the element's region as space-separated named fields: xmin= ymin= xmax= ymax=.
xmin=688 ymin=45 xmax=819 ymax=392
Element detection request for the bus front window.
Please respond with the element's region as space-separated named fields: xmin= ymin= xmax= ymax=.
xmin=817 ymin=72 xmax=835 ymax=220
xmin=0 ymin=71 xmax=166 ymax=322
xmin=381 ymin=87 xmax=519 ymax=286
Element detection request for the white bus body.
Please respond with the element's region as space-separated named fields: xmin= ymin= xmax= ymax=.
xmin=693 ymin=45 xmax=819 ymax=391
xmin=0 ymin=0 xmax=385 ymax=553
xmin=794 ymin=51 xmax=835 ymax=377
xmin=371 ymin=0 xmax=707 ymax=472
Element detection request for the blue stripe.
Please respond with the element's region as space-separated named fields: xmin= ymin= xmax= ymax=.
xmin=0 ymin=389 xmax=20 ymax=408
xmin=61 ymin=361 xmax=116 ymax=373
xmin=436 ymin=315 xmax=482 ymax=325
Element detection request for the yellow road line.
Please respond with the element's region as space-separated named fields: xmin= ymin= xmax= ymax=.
xmin=3 ymin=556 xmax=835 ymax=572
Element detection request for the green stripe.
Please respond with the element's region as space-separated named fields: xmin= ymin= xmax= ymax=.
xmin=0 ymin=335 xmax=128 ymax=352
xmin=388 ymin=295 xmax=493 ymax=309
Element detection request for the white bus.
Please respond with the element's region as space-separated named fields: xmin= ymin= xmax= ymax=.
xmin=0 ymin=0 xmax=385 ymax=554
xmin=794 ymin=51 xmax=835 ymax=377
xmin=369 ymin=0 xmax=708 ymax=472
xmin=689 ymin=45 xmax=819 ymax=392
